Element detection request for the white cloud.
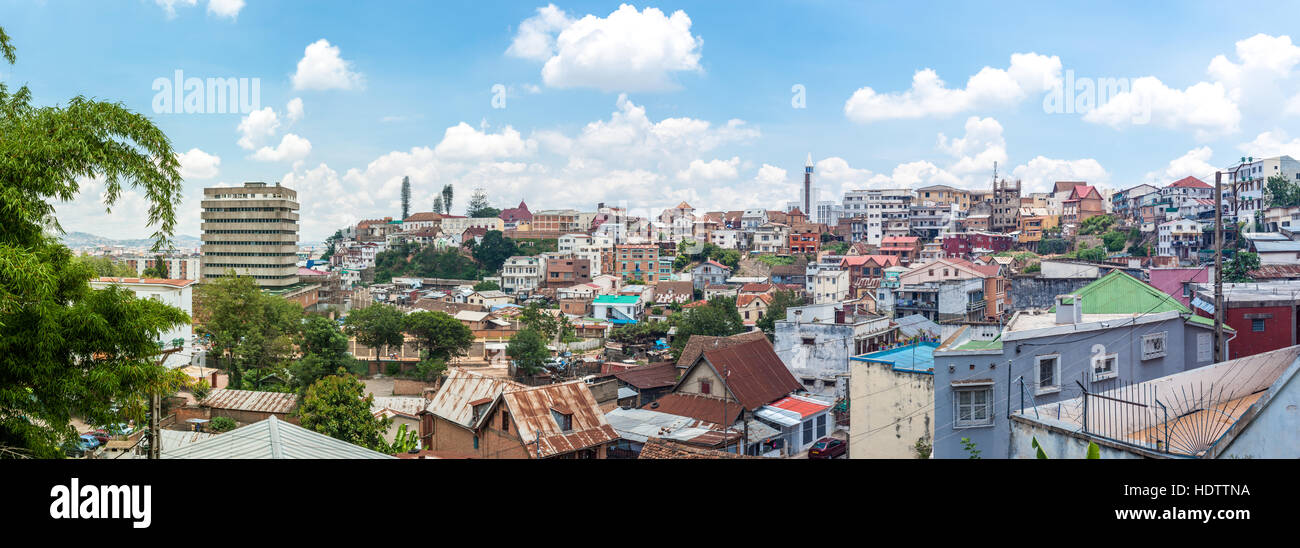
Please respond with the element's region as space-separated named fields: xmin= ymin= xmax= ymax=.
xmin=286 ymin=97 xmax=304 ymax=123
xmin=844 ymin=53 xmax=1062 ymax=123
xmin=1238 ymin=130 xmax=1300 ymax=159
xmin=1207 ymin=34 xmax=1300 ymax=104
xmin=251 ymin=134 xmax=312 ymax=163
xmin=676 ymin=157 xmax=740 ymax=182
xmin=1144 ymin=146 xmax=1217 ymax=185
xmin=1083 ymin=77 xmax=1240 ymax=138
xmin=155 ymin=0 xmax=197 ymax=18
xmin=236 ymin=107 xmax=280 ymax=150
xmin=206 ymin=0 xmax=245 ymax=18
xmin=434 ymin=123 xmax=536 ymax=160
xmin=1011 ymin=157 xmax=1109 ymax=194
xmin=508 ymin=4 xmax=704 ymax=92
xmin=177 ymin=148 xmax=221 ymax=180
xmin=938 ymin=116 xmax=1008 ymax=177
xmin=506 ymin=4 xmax=574 ymax=61
xmin=291 ymin=39 xmax=364 ymax=91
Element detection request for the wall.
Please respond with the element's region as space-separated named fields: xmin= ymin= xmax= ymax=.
xmin=1010 ymin=276 xmax=1094 ymax=310
xmin=1148 ymin=268 xmax=1209 ymax=309
xmin=677 ymin=360 xmax=737 ymax=406
xmin=1218 ymin=368 xmax=1300 ymax=459
xmin=392 ymin=378 xmax=435 ymax=396
xmin=1225 ymin=304 xmax=1296 ymax=359
xmin=849 ymin=360 xmax=933 ymax=459
xmin=933 ymin=315 xmax=1211 ymax=459
xmin=1008 ymin=417 xmax=1145 ymax=459
xmin=775 ymin=321 xmax=855 ymax=383
xmin=1039 ymin=261 xmax=1100 ymax=280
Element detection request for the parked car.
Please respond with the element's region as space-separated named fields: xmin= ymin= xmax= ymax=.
xmin=82 ymin=430 xmax=110 ymax=445
xmin=808 ymin=437 xmax=846 ymax=459
xmin=78 ymin=434 xmax=102 ymax=451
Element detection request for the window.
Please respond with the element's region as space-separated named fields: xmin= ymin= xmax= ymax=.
xmin=1092 ymin=353 xmax=1118 ymax=382
xmin=1036 ymin=354 xmax=1060 ymax=394
xmin=802 ymin=419 xmax=814 ymax=445
xmin=954 ymin=387 xmax=994 ymax=427
xmin=1250 ymin=318 xmax=1266 ymax=332
xmin=816 ymin=414 xmax=826 ymax=439
xmin=551 ymin=410 xmax=573 ymax=432
xmin=700 ymin=379 xmax=712 ymax=395
xmin=1142 ymin=332 xmax=1167 ymax=360
xmin=1182 ymin=283 xmax=1192 ymax=298
xmin=802 ymin=337 xmax=816 ymax=346
xmin=473 ymin=435 xmax=479 ymax=450
xmin=501 ymin=411 xmax=510 ymax=433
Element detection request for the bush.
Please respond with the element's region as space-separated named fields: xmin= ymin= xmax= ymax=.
xmin=191 ymin=379 xmax=211 ymax=401
xmin=1023 ymin=263 xmax=1041 ymax=273
xmin=385 ymin=362 xmax=401 ymax=376
xmin=209 ymin=416 xmax=237 ymax=433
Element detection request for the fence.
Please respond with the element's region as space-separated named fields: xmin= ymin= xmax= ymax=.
xmin=1077 ymin=379 xmax=1171 ymax=455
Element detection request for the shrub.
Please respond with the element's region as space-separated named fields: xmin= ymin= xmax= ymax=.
xmin=191 ymin=379 xmax=211 ymax=401
xmin=209 ymin=416 xmax=237 ymax=433
xmin=385 ymin=362 xmax=401 ymax=376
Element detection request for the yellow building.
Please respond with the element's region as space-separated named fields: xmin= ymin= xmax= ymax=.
xmin=1017 ymin=207 xmax=1059 ymax=244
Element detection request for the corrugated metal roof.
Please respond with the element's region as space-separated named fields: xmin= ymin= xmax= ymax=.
xmin=643 ymin=393 xmax=743 ymax=426
xmin=424 ymin=368 xmax=527 ymax=430
xmin=162 ymin=417 xmax=395 ymax=459
xmin=502 ymin=380 xmax=619 ymax=458
xmin=696 ymin=338 xmax=802 ymax=411
xmin=637 ymin=437 xmax=754 ymax=459
xmin=604 ymin=408 xmax=737 ymax=446
xmin=1253 ymin=240 xmax=1300 ymax=253
xmin=1051 ymin=270 xmax=1190 ymax=315
xmin=370 ymin=396 xmax=427 ymax=417
xmin=767 ymin=395 xmax=833 ymax=418
xmin=612 ymin=362 xmax=678 ymax=389
xmin=200 ymin=389 xmax=297 ymax=414
xmin=675 ymin=331 xmax=768 ymax=368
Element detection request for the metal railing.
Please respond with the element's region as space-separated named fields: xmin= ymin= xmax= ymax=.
xmin=1077 ymin=379 xmax=1170 ymax=455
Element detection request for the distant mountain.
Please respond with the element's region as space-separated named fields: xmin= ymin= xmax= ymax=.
xmin=61 ymin=231 xmax=203 ymax=250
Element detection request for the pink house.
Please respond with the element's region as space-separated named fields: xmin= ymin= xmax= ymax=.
xmin=1147 ymin=267 xmax=1209 ymax=308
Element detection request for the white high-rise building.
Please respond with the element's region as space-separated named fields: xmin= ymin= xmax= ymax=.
xmin=843 ymin=189 xmax=913 ymax=245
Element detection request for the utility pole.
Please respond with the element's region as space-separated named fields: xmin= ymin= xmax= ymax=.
xmin=1214 ymin=170 xmax=1225 ymax=362
xmin=149 ymin=347 xmax=182 ymax=459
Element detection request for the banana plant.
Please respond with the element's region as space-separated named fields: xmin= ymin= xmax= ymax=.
xmin=1032 ymin=436 xmax=1100 ymax=459
xmin=389 ymin=423 xmax=420 ymax=453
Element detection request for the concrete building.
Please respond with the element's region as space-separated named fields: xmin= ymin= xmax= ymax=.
xmin=90 ymin=277 xmax=196 ymax=368
xmin=200 ymin=181 xmax=300 ymax=287
xmin=991 ymin=178 xmax=1021 ymax=234
xmin=1192 ymin=281 xmax=1300 ymax=360
xmin=1156 ymin=219 xmax=1204 ymax=263
xmin=812 ymin=268 xmax=849 ymax=304
xmin=774 ymin=303 xmax=897 ymax=398
xmin=849 ymin=343 xmax=936 ymax=458
xmin=842 ymin=189 xmax=911 ymax=245
xmin=932 ymin=271 xmax=1231 ymax=459
xmin=501 ymin=256 xmax=543 ymax=294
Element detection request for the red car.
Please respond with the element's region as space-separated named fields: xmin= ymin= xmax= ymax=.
xmin=808 ymin=438 xmax=846 ymax=459
xmin=82 ymin=430 xmax=110 ymax=445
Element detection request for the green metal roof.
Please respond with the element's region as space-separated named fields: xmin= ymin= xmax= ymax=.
xmin=1051 ymin=270 xmax=1190 ymax=315
xmin=594 ymin=295 xmax=641 ymax=305
xmin=955 ymin=338 xmax=1003 ymax=351
xmin=1186 ymin=314 xmax=1235 ymax=332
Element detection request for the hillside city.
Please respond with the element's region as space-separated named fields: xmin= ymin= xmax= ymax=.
xmin=5 ymin=3 xmax=1300 ymax=469
xmin=67 ymin=153 xmax=1300 ymax=460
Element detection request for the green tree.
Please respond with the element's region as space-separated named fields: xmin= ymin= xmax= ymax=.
xmin=297 ymin=369 xmax=392 ymax=452
xmin=343 ymin=304 xmax=406 ymax=365
xmin=1101 ymin=231 xmax=1127 ymax=253
xmin=404 ymin=310 xmax=473 ymax=361
xmin=75 ymin=255 xmax=136 ymax=277
xmin=507 ymin=328 xmax=551 ymax=375
xmin=1078 ymin=214 xmax=1115 ymax=235
xmin=473 ymin=279 xmax=500 ymax=292
xmin=290 ymin=315 xmax=363 ymax=393
xmin=441 ymin=184 xmax=454 ymax=215
xmin=1265 ymin=174 xmax=1300 ymax=208
xmin=1223 ymin=251 xmax=1261 ymax=282
xmin=466 ymin=188 xmax=500 ymax=218
xmin=196 ymin=274 xmax=304 ymax=389
xmin=472 ymin=230 xmax=519 ymax=272
xmin=756 ymin=290 xmax=805 ymax=340
xmin=432 ymin=196 xmax=443 ymax=216
xmin=0 ymin=26 xmax=193 ymax=457
xmin=1037 ymin=238 xmax=1068 ymax=255
xmin=670 ymin=297 xmax=744 ymax=359
xmin=400 ymin=175 xmax=411 ymax=221
xmin=142 ymin=254 xmax=168 ymax=278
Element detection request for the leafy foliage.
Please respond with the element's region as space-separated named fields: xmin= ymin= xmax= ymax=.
xmin=297 ymin=369 xmax=391 ymax=452
xmin=1101 ymin=230 xmax=1128 ymax=253
xmin=0 ymin=26 xmax=200 ymax=457
xmin=400 ymin=176 xmax=411 ymax=221
xmin=290 ymin=315 xmax=364 ymax=393
xmin=756 ymin=290 xmax=804 ymax=340
xmin=466 ymin=188 xmax=500 ymax=218
xmin=473 ymin=280 xmax=500 ymax=291
xmin=343 ymin=304 xmax=406 ymax=362
xmin=471 ymin=231 xmax=519 ymax=272
xmin=1265 ymin=174 xmax=1300 ymax=208
xmin=1078 ymin=214 xmax=1115 ymax=235
xmin=961 ymin=437 xmax=981 ymax=459
xmin=1037 ymin=238 xmax=1069 ymax=255
xmin=374 ymin=241 xmax=482 ymax=283
xmin=507 ymin=328 xmax=551 ymax=375
xmin=209 ymin=416 xmax=237 ymax=433
xmin=1223 ymin=251 xmax=1260 ymax=282
xmin=196 ymin=274 xmax=304 ymax=389
xmin=670 ymin=297 xmax=744 ymax=359
xmin=754 ymin=254 xmax=795 ymax=267
xmin=441 ymin=184 xmax=454 ymax=215
xmin=76 ymin=255 xmax=137 ymax=277
xmin=403 ymin=310 xmax=473 ymax=361
xmin=608 ymin=320 xmax=671 ymax=345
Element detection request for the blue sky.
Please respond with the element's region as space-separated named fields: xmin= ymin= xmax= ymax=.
xmin=5 ymin=0 xmax=1300 ymax=242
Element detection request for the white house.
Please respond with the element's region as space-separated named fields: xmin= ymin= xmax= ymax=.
xmin=90 ymin=277 xmax=196 ymax=369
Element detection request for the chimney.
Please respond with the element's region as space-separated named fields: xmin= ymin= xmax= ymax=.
xmin=834 ymin=306 xmax=846 ymax=324
xmin=1055 ymin=294 xmax=1083 ymax=324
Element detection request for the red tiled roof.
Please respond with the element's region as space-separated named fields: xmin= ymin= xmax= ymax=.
xmin=1069 ymin=185 xmax=1101 ymax=200
xmin=403 ymin=212 xmax=442 ymax=222
xmin=736 ymin=293 xmax=773 ymax=308
xmin=694 ymin=338 xmax=801 ymax=411
xmin=1169 ymin=176 xmax=1211 ymax=189
xmin=637 ymin=437 xmax=754 ymax=459
xmin=94 ymin=277 xmax=196 ymax=288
